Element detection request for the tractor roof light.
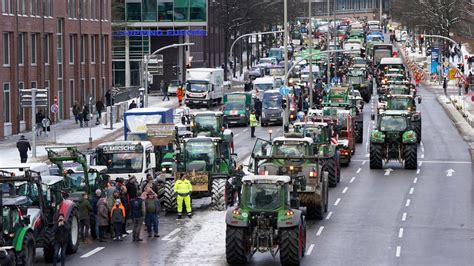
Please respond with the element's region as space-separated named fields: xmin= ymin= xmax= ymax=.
xmin=232 ymin=209 xmax=241 ymax=216
xmin=286 ymin=210 xmax=294 ymax=216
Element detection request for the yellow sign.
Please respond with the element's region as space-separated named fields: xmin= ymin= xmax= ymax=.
xmin=448 ymin=68 xmax=456 ymax=80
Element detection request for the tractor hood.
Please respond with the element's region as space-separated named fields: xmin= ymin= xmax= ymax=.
xmin=186 ymin=160 xmax=207 ymax=172
xmin=197 ymin=132 xmax=212 ymax=137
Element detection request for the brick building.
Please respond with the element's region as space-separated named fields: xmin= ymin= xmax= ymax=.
xmin=0 ymin=0 xmax=112 ymax=138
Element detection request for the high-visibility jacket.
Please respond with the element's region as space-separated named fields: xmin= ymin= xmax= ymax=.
xmin=249 ymin=114 xmax=258 ymax=127
xmin=174 ymin=179 xmax=192 ymax=196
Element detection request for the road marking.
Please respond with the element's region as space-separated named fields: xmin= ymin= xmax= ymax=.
xmin=405 ymin=199 xmax=411 ymax=207
xmin=384 ymin=168 xmax=393 ymax=176
xmin=416 ymin=169 xmax=420 ymax=174
xmin=420 ymin=141 xmax=424 ymax=147
xmin=306 ymin=244 xmax=315 ymax=256
xmin=365 ymin=153 xmax=370 ymax=157
xmin=356 ymin=168 xmax=361 ymax=173
xmin=421 ymin=146 xmax=425 ymax=153
xmin=325 ymin=211 xmax=333 ymax=220
xmin=402 ymin=212 xmax=407 ymax=221
xmin=334 ymin=198 xmax=341 ymax=206
xmin=396 ymin=246 xmax=401 ymax=257
xmin=361 ymin=160 xmax=366 ymax=165
xmin=446 ymin=169 xmax=455 ymax=177
xmin=162 ymin=228 xmax=181 ymax=241
xmin=398 ymin=228 xmax=404 ymax=238
xmin=418 ymin=161 xmax=423 ymax=166
xmin=316 ymin=226 xmax=324 ymax=236
xmin=169 ymin=236 xmax=179 ymax=243
xmin=80 ymin=247 xmax=105 ymax=258
xmin=235 ymin=133 xmax=240 ymax=137
xmin=413 ymin=177 xmax=418 ymax=184
xmin=421 ymin=154 xmax=425 ymax=159
xmin=342 ymin=187 xmax=348 ymax=194
xmin=420 ymin=160 xmax=471 ymax=164
xmin=349 ymin=176 xmax=356 ymax=183
xmin=243 ymin=128 xmax=248 ymax=132
xmin=409 ymin=187 xmax=414 ymax=194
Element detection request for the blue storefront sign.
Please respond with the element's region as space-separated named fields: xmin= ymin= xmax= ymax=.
xmin=431 ymin=47 xmax=440 ymax=74
xmin=114 ymin=29 xmax=207 ymax=37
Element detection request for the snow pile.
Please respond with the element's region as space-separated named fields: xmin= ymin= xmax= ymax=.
xmin=56 ymin=122 xmax=122 ymax=144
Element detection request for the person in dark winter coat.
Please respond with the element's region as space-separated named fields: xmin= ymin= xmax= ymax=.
xmin=90 ymin=189 xmax=102 ymax=240
xmin=129 ymin=100 xmax=137 ymax=110
xmin=126 ymin=175 xmax=139 ymax=199
xmin=78 ymin=192 xmax=92 ymax=242
xmin=72 ymin=102 xmax=81 ymax=124
xmin=110 ymin=199 xmax=126 ymax=241
xmin=97 ymin=197 xmax=109 ymax=242
xmin=82 ymin=105 xmax=90 ymax=127
xmin=16 ymin=135 xmax=31 ymax=163
xmin=53 ymin=214 xmax=69 ymax=266
xmin=254 ymin=98 xmax=262 ymax=122
xmin=95 ymin=100 xmax=105 ymax=123
xmin=143 ymin=187 xmax=160 ymax=237
xmin=130 ymin=196 xmax=145 ymax=241
xmin=115 ymin=178 xmax=128 ymax=234
xmin=35 ymin=109 xmax=45 ymax=136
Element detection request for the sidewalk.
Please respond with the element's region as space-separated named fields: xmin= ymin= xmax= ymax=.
xmin=0 ymin=95 xmax=179 ymax=166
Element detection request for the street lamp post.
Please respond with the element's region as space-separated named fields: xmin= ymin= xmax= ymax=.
xmin=283 ymin=0 xmax=289 ymax=130
xmin=327 ymin=0 xmax=331 ymax=86
xmin=308 ymin=0 xmax=314 ymax=107
xmin=143 ymin=42 xmax=195 ymax=107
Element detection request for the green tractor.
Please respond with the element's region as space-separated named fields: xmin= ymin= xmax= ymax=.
xmin=292 ymin=122 xmax=341 ymax=187
xmin=191 ymin=111 xmax=227 ymax=137
xmin=162 ymin=135 xmax=237 ymax=212
xmin=347 ymin=68 xmax=371 ymax=102
xmin=249 ymin=137 xmax=329 ymax=220
xmin=225 ymin=175 xmax=306 ymax=265
xmin=370 ymin=111 xmax=418 ymax=169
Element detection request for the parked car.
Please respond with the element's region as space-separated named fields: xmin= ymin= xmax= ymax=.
xmin=168 ymin=80 xmax=182 ymax=95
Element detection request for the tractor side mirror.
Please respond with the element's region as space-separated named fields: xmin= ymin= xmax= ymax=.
xmin=371 ymin=114 xmax=375 ymax=120
xmin=417 ymin=97 xmax=422 ymax=104
xmin=23 ymin=215 xmax=31 ymax=226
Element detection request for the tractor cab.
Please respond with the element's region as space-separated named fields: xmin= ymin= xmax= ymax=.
xmin=192 ymin=111 xmax=225 ymax=137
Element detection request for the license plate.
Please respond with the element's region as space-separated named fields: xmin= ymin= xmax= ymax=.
xmin=193 ymin=101 xmax=200 ymax=103
xmin=270 ymin=118 xmax=277 ymax=121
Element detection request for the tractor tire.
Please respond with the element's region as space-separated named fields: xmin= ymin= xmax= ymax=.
xmin=324 ymin=157 xmax=338 ymax=187
xmin=225 ymin=226 xmax=250 ymax=265
xmin=413 ymin=120 xmax=422 ymax=143
xmin=335 ymin=151 xmax=341 ymax=183
xmin=211 ymin=178 xmax=226 ymax=211
xmin=42 ymin=227 xmax=56 ymax=263
xmin=279 ymin=226 xmax=303 ymax=266
xmin=16 ymin=231 xmax=35 ymax=266
xmin=370 ymin=144 xmax=384 ymax=169
xmin=404 ymin=144 xmax=418 ymax=170
xmin=355 ymin=123 xmax=363 ymax=143
xmin=66 ymin=208 xmax=80 ymax=254
xmin=163 ymin=180 xmax=177 ymax=213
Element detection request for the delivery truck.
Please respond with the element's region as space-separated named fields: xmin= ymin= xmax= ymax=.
xmin=185 ymin=68 xmax=224 ymax=108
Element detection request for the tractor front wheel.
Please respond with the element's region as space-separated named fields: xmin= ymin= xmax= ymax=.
xmin=211 ymin=179 xmax=226 ymax=211
xmin=17 ymin=231 xmax=35 ymax=266
xmin=66 ymin=208 xmax=80 ymax=254
xmin=370 ymin=144 xmax=383 ymax=169
xmin=323 ymin=157 xmax=338 ymax=187
xmin=42 ymin=227 xmax=56 ymax=263
xmin=280 ymin=226 xmax=303 ymax=265
xmin=413 ymin=120 xmax=422 ymax=143
xmin=226 ymin=226 xmax=250 ymax=265
xmin=163 ymin=180 xmax=177 ymax=213
xmin=404 ymin=144 xmax=418 ymax=169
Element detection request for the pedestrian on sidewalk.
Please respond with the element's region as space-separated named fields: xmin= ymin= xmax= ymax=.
xmin=130 ymin=195 xmax=145 ymax=241
xmin=82 ymin=105 xmax=90 ymax=127
xmin=53 ymin=214 xmax=68 ymax=266
xmin=176 ymin=86 xmax=185 ymax=106
xmin=144 ymin=187 xmax=160 ymax=237
xmin=90 ymin=189 xmax=102 ymax=240
xmin=458 ymin=82 xmax=463 ymax=96
xmin=95 ymin=100 xmax=104 ymax=125
xmin=35 ymin=109 xmax=45 ymax=136
xmin=443 ymin=78 xmax=448 ymax=95
xmin=73 ymin=102 xmax=81 ymax=124
xmin=129 ymin=100 xmax=137 ymax=110
xmin=97 ymin=197 xmax=109 ymax=242
xmin=16 ymin=135 xmax=31 ymax=163
xmin=162 ymin=81 xmax=170 ymax=101
xmin=249 ymin=110 xmax=257 ymax=138
xmin=78 ymin=192 xmax=92 ymax=243
xmin=110 ymin=199 xmax=125 ymax=241
xmin=41 ymin=116 xmax=51 ymax=138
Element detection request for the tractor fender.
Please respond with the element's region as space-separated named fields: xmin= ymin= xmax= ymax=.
xmin=225 ymin=207 xmax=249 ymax=227
xmin=277 ymin=209 xmax=303 ymax=228
xmin=370 ymin=130 xmax=385 ymax=144
xmin=402 ymin=130 xmax=417 ymax=144
xmin=58 ymin=199 xmax=76 ymax=221
xmin=13 ymin=227 xmax=33 ymax=252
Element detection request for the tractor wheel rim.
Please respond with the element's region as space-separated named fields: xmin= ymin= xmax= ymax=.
xmin=71 ymin=216 xmax=79 ymax=245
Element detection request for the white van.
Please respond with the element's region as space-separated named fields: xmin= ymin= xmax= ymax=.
xmin=253 ymin=77 xmax=275 ymax=100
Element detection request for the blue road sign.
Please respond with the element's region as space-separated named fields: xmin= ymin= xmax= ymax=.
xmin=443 ymin=67 xmax=449 ymax=74
xmin=279 ymin=86 xmax=290 ymax=96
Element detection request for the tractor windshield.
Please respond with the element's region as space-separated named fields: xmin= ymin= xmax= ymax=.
xmin=380 ymin=116 xmax=407 ymax=131
xmin=247 ymin=183 xmax=281 ymax=210
xmin=195 ymin=116 xmax=218 ymax=132
xmin=389 ymin=98 xmax=410 ymax=110
xmin=273 ymin=142 xmax=308 ymax=157
xmin=185 ymin=141 xmax=215 ymax=164
xmin=348 ymin=76 xmax=363 ymax=84
xmin=97 ymin=153 xmax=143 ymax=173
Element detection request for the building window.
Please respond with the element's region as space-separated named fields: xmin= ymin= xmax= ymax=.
xmin=190 ymin=0 xmax=206 ymax=21
xmin=90 ymin=0 xmax=95 ymax=19
xmin=31 ymin=81 xmax=37 ymax=89
xmin=81 ymin=78 xmax=85 ymax=104
xmin=142 ymin=0 xmax=157 ymax=22
xmin=44 ymin=0 xmax=52 ymax=17
xmin=126 ymin=2 xmax=141 ymax=22
xmin=3 ymin=32 xmax=10 ymax=66
xmin=158 ymin=0 xmax=173 ymax=22
xmin=101 ymin=77 xmax=105 ymax=93
xmin=44 ymin=34 xmax=50 ymax=65
xmin=91 ymin=78 xmax=96 ymax=99
xmin=69 ymin=34 xmax=75 ymax=64
xmin=80 ymin=35 xmax=85 ymax=63
xmin=31 ymin=33 xmax=38 ymax=65
xmin=69 ymin=79 xmax=75 ymax=107
xmin=68 ymin=0 xmax=77 ymax=18
xmin=18 ymin=33 xmax=24 ymax=65
xmin=91 ymin=35 xmax=96 ymax=63
xmin=174 ymin=0 xmax=189 ymax=22
xmin=57 ymin=19 xmax=63 ymax=64
xmin=3 ymin=83 xmax=10 ymax=123
xmin=100 ymin=35 xmax=105 ymax=63
xmin=2 ymin=0 xmax=12 ymax=14
xmin=17 ymin=0 xmax=26 ymax=15
xmin=29 ymin=0 xmax=35 ymax=15
xmin=45 ymin=80 xmax=50 ymax=89
xmin=103 ymin=0 xmax=108 ymax=20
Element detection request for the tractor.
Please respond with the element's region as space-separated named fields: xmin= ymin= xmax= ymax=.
xmin=162 ymin=135 xmax=237 ymax=212
xmin=321 ymin=107 xmax=356 ymax=165
xmin=370 ymin=111 xmax=418 ymax=169
xmin=191 ymin=111 xmax=228 ymax=137
xmin=225 ymin=175 xmax=306 ymax=265
xmin=347 ymin=68 xmax=371 ymax=102
xmin=249 ymin=137 xmax=329 ymax=220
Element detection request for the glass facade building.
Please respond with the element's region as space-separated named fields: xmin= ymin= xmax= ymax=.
xmin=125 ymin=0 xmax=206 ymax=22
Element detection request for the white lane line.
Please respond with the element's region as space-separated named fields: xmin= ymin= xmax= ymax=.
xmin=169 ymin=236 xmax=179 ymax=243
xmin=418 ymin=161 xmax=423 ymax=166
xmin=419 ymin=160 xmax=471 ymax=164
xmin=405 ymin=199 xmax=411 ymax=207
xmin=398 ymin=228 xmax=404 ymax=238
xmin=349 ymin=176 xmax=356 ymax=183
xmin=416 ymin=169 xmax=420 ymax=174
xmin=396 ymin=246 xmax=401 ymax=257
xmin=409 ymin=187 xmax=414 ymax=194
xmin=356 ymin=168 xmax=361 ymax=173
xmin=325 ymin=211 xmax=333 ymax=220
xmin=162 ymin=228 xmax=181 ymax=241
xmin=413 ymin=177 xmax=418 ymax=184
xmin=316 ymin=226 xmax=324 ymax=236
xmin=421 ymin=154 xmax=425 ymax=159
xmin=306 ymin=244 xmax=315 ymax=256
xmin=243 ymin=128 xmax=248 ymax=132
xmin=402 ymin=212 xmax=407 ymax=221
xmin=80 ymin=247 xmax=105 ymax=258
xmin=421 ymin=146 xmax=425 ymax=153
xmin=235 ymin=133 xmax=240 ymax=137
xmin=420 ymin=141 xmax=424 ymax=147
xmin=334 ymin=198 xmax=341 ymax=206
xmin=342 ymin=187 xmax=348 ymax=194
xmin=365 ymin=153 xmax=370 ymax=157
xmin=361 ymin=160 xmax=367 ymax=165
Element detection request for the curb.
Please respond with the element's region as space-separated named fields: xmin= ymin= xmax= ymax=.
xmin=436 ymin=95 xmax=474 ymax=162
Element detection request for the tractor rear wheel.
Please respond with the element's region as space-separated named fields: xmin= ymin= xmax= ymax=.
xmin=66 ymin=208 xmax=80 ymax=254
xmin=335 ymin=151 xmax=341 ymax=183
xmin=163 ymin=180 xmax=177 ymax=213
xmin=355 ymin=123 xmax=363 ymax=143
xmin=226 ymin=226 xmax=250 ymax=265
xmin=404 ymin=144 xmax=418 ymax=169
xmin=280 ymin=226 xmax=303 ymax=266
xmin=17 ymin=231 xmax=35 ymax=266
xmin=324 ymin=157 xmax=338 ymax=187
xmin=413 ymin=120 xmax=422 ymax=143
xmin=370 ymin=144 xmax=383 ymax=169
xmin=211 ymin=178 xmax=226 ymax=211
xmin=42 ymin=227 xmax=56 ymax=263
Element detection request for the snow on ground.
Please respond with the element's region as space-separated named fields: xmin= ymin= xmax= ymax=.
xmin=55 ymin=121 xmax=122 ymax=144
